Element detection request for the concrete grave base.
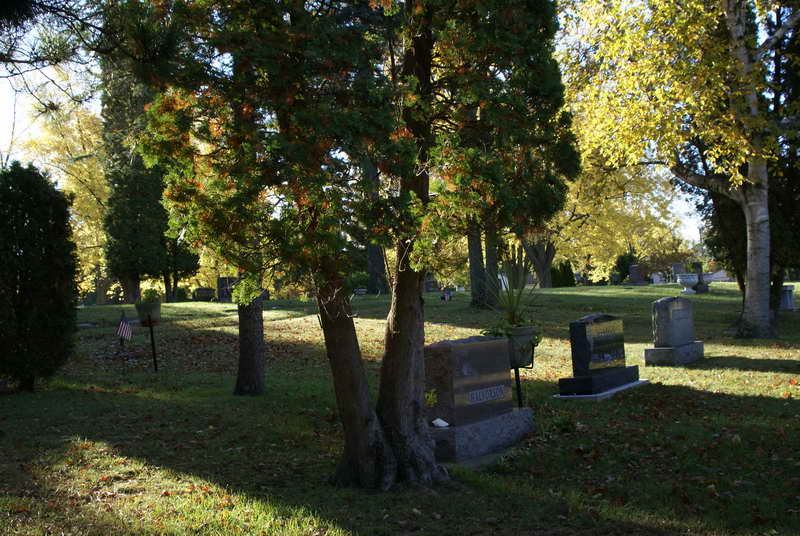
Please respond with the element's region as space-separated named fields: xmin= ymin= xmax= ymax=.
xmin=552 ymin=379 xmax=650 ymax=401
xmin=558 ymin=365 xmax=639 ymax=396
xmin=645 ymin=341 xmax=704 ymax=366
xmin=429 ymin=408 xmax=534 ymax=463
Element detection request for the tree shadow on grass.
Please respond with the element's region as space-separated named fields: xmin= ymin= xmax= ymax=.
xmin=0 ymin=375 xmax=708 ymax=535
xmin=4 ymin=337 xmax=800 ymax=536
xmin=686 ymin=355 xmax=800 ymax=374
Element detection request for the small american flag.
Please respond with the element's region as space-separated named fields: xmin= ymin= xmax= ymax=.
xmin=117 ymin=314 xmax=133 ymax=341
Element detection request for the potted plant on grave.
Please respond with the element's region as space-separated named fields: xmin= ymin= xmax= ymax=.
xmin=135 ymin=288 xmax=162 ymax=326
xmin=482 ymin=251 xmax=540 ymax=369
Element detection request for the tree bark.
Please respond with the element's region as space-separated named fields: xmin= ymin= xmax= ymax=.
xmin=376 ymin=1 xmax=447 ymax=486
xmin=739 ymin=174 xmax=773 ymax=337
xmin=378 ymin=240 xmax=446 ymax=485
xmin=163 ymin=272 xmax=174 ymax=303
xmin=367 ymin=244 xmax=388 ymax=295
xmin=120 ymin=276 xmax=140 ymax=304
xmin=484 ymin=220 xmax=498 ymax=307
xmin=468 ymin=219 xmax=487 ymax=308
xmin=234 ymin=294 xmax=265 ymax=395
xmin=724 ymin=0 xmax=773 ymax=338
xmin=522 ymin=239 xmax=555 ymax=289
xmin=317 ymin=279 xmax=395 ymax=489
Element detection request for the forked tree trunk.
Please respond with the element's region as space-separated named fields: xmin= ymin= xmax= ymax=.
xmin=317 ymin=281 xmax=395 ymax=489
xmin=724 ymin=1 xmax=773 ymax=338
xmin=378 ymin=240 xmax=447 ymax=485
xmin=484 ymin=220 xmax=499 ymax=307
xmin=468 ymin=219 xmax=486 ymax=308
xmin=234 ymin=294 xmax=265 ymax=395
xmin=376 ymin=0 xmax=446 ymax=486
xmin=522 ymin=239 xmax=555 ymax=289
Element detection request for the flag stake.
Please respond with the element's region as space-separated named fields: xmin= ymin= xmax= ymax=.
xmin=148 ymin=314 xmax=158 ymax=372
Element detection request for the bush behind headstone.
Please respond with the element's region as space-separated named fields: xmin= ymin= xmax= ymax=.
xmin=0 ymin=162 xmax=77 ymax=391
xmin=550 ymin=261 xmax=576 ymax=288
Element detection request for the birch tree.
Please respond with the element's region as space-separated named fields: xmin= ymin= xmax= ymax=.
xmin=562 ymin=0 xmax=799 ymax=336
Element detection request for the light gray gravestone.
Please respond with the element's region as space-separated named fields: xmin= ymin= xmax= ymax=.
xmin=645 ymin=297 xmax=704 ymax=366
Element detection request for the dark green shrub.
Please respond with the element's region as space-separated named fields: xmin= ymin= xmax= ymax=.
xmin=550 ymin=261 xmax=576 ymax=288
xmin=0 ymin=162 xmax=77 ymax=391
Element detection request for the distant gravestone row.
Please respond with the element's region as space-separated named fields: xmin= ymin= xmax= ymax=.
xmin=421 ymin=290 xmax=715 ymax=462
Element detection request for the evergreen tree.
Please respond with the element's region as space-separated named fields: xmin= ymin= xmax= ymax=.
xmin=101 ymin=58 xmax=169 ymax=303
xmin=0 ymin=162 xmax=77 ymax=391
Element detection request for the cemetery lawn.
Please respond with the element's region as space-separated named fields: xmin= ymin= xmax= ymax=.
xmin=2 ymin=283 xmax=799 ymax=536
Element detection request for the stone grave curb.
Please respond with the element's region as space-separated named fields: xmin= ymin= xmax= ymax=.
xmin=552 ymin=379 xmax=650 ymax=402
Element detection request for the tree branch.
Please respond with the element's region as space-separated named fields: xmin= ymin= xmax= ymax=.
xmin=669 ymin=159 xmax=735 ymax=201
xmin=756 ymin=8 xmax=800 ymax=60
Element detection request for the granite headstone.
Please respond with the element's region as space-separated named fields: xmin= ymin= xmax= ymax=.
xmin=628 ymin=264 xmax=648 ymax=285
xmin=671 ymin=263 xmax=686 ymax=280
xmin=780 ymin=285 xmax=796 ymax=311
xmin=192 ymin=287 xmax=215 ymax=301
xmin=692 ymin=262 xmax=709 ymax=294
xmin=558 ymin=314 xmax=639 ymax=395
xmin=644 ymin=297 xmax=704 ymax=365
xmin=424 ymin=337 xmax=533 ymax=462
xmin=217 ymin=277 xmax=239 ymax=302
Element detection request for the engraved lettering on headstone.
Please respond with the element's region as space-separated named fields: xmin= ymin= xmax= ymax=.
xmin=467 ymin=385 xmax=506 ymax=405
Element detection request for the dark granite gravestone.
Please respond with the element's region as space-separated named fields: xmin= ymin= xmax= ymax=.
xmin=558 ymin=314 xmax=639 ymax=395
xmin=628 ymin=264 xmax=648 ymax=285
xmin=424 ymin=275 xmax=440 ymax=293
xmin=192 ymin=287 xmax=215 ymax=301
xmin=424 ymin=337 xmax=533 ymax=462
xmin=644 ymin=297 xmax=704 ymax=365
xmin=671 ymin=263 xmax=686 ymax=281
xmin=217 ymin=277 xmax=239 ymax=302
xmin=780 ymin=285 xmax=796 ymax=311
xmin=691 ymin=262 xmax=709 ymax=294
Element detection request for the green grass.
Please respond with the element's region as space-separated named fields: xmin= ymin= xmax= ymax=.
xmin=2 ymin=283 xmax=799 ymax=535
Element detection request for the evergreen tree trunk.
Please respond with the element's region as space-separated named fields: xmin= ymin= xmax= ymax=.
xmin=367 ymin=244 xmax=388 ymax=295
xmin=171 ymin=273 xmax=180 ymax=300
xmin=317 ymin=277 xmax=395 ymax=489
xmin=378 ymin=240 xmax=446 ymax=485
xmin=522 ymin=239 xmax=555 ymax=289
xmin=484 ymin=220 xmax=498 ymax=307
xmin=362 ymin=159 xmax=388 ymax=295
xmin=163 ymin=272 xmax=174 ymax=303
xmin=121 ymin=276 xmax=140 ymax=304
xmin=234 ymin=294 xmax=265 ymax=395
xmin=468 ymin=219 xmax=486 ymax=308
xmin=377 ymin=1 xmax=446 ymax=486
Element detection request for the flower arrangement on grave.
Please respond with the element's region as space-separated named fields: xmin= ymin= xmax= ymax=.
xmin=481 ymin=250 xmax=540 ymax=368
